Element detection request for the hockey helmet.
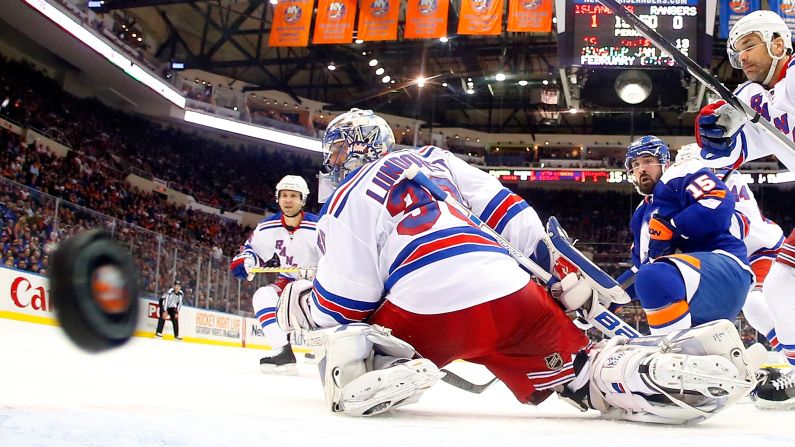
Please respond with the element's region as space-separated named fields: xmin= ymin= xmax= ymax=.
xmin=625 ymin=136 xmax=671 ymax=196
xmin=728 ymin=10 xmax=793 ymax=75
xmin=276 ymin=175 xmax=310 ymax=204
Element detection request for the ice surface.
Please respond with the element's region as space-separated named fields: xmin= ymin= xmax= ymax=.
xmin=1 ymin=319 xmax=792 ymax=447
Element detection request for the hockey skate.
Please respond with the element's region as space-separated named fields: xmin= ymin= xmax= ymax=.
xmin=260 ymin=343 xmax=298 ymax=375
xmin=754 ymin=369 xmax=795 ymax=410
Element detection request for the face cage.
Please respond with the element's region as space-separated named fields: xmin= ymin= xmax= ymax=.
xmin=728 ymin=41 xmax=771 ymax=69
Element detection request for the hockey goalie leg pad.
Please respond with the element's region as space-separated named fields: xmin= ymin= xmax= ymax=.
xmin=543 ymin=217 xmax=631 ymax=311
xmin=319 ymin=324 xmax=444 ymax=416
xmin=581 ymin=320 xmax=759 ymax=424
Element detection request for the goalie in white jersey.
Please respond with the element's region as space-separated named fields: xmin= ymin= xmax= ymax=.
xmin=695 ymin=10 xmax=795 ymax=409
xmin=229 ymin=175 xmax=320 ymax=374
xmin=275 ymin=109 xmax=760 ymax=423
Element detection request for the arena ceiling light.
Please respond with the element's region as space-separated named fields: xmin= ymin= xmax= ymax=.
xmin=355 ymin=39 xmax=364 ymax=44
xmin=375 ymin=67 xmax=385 ymax=76
xmin=369 ymin=59 xmax=378 ymax=67
xmin=615 ymin=70 xmax=652 ymax=104
xmin=495 ymin=73 xmax=506 ymax=82
xmin=439 ymin=36 xmax=449 ymax=43
xmin=417 ymin=76 xmax=426 ymax=88
xmin=518 ymin=80 xmax=528 ymax=86
xmin=269 ymin=0 xmax=278 ymax=4
xmin=23 ymin=0 xmax=185 ymax=108
xmin=382 ymin=75 xmax=391 ymax=83
xmin=327 ymin=63 xmax=336 ymax=71
xmin=184 ymin=110 xmax=321 ymax=152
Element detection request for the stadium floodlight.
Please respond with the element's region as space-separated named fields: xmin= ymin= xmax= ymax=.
xmin=184 ymin=110 xmax=322 ymax=152
xmin=22 ymin=0 xmax=185 ymax=108
xmin=615 ymin=70 xmax=652 ymax=104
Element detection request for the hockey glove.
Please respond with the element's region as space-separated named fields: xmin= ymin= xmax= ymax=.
xmin=647 ymin=216 xmax=679 ymax=260
xmin=277 ymin=279 xmax=317 ymax=333
xmin=229 ymin=250 xmax=259 ymax=281
xmin=696 ymin=101 xmax=746 ymax=161
xmin=549 ymin=272 xmax=596 ymax=312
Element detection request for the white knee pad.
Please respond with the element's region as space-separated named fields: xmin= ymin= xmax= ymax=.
xmin=318 ymin=324 xmax=444 ymax=416
xmin=252 ymin=286 xmax=280 ymax=313
xmin=764 ymin=263 xmax=795 ymax=322
xmin=742 ymin=289 xmax=775 ymax=337
xmin=582 ymin=320 xmax=761 ymax=424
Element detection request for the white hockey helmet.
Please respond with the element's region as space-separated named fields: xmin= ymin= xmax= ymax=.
xmin=275 ymin=175 xmax=310 ymax=204
xmin=727 ymin=10 xmax=793 ymax=82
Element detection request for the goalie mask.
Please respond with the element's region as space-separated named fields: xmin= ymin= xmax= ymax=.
xmin=728 ymin=10 xmax=793 ymax=85
xmin=318 ymin=109 xmax=395 ymax=202
xmin=625 ymin=136 xmax=671 ymax=196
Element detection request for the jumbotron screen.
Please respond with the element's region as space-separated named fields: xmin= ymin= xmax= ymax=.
xmin=570 ymin=0 xmax=701 ymax=67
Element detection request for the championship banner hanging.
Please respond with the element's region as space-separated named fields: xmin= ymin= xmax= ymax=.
xmin=719 ymin=0 xmax=760 ymax=39
xmin=507 ymin=0 xmax=553 ymax=33
xmin=769 ymin=0 xmax=795 ymax=41
xmin=457 ymin=0 xmax=504 ymax=36
xmin=313 ymin=0 xmax=357 ymax=44
xmin=404 ymin=0 xmax=451 ymax=39
xmin=357 ymin=0 xmax=400 ymax=41
xmin=268 ymin=0 xmax=314 ymax=47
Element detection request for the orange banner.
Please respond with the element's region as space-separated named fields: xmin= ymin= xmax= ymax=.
xmin=507 ymin=0 xmax=553 ymax=32
xmin=313 ymin=0 xmax=357 ymax=44
xmin=268 ymin=0 xmax=313 ymax=47
xmin=357 ymin=0 xmax=400 ymax=41
xmin=458 ymin=0 xmax=504 ymax=36
xmin=404 ymin=0 xmax=450 ymax=39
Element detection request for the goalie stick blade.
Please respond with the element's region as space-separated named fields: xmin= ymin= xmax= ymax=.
xmin=440 ymin=369 xmax=500 ymax=394
xmin=597 ymin=0 xmax=795 ymax=160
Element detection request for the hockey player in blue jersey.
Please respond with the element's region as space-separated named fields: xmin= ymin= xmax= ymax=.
xmin=618 ymin=136 xmax=754 ymax=334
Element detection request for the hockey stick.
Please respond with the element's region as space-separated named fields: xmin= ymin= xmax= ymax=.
xmin=404 ymin=165 xmax=639 ymax=340
xmin=597 ymin=0 xmax=795 ymax=165
xmin=440 ymin=369 xmax=500 ymax=394
xmin=249 ymin=266 xmax=316 ymax=274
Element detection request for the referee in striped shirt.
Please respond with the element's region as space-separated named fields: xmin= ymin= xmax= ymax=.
xmin=156 ymin=280 xmax=184 ymax=340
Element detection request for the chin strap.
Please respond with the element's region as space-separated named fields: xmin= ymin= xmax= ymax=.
xmin=763 ymin=46 xmax=788 ymax=86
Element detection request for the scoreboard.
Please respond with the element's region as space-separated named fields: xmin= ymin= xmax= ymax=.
xmin=559 ymin=0 xmax=710 ymax=67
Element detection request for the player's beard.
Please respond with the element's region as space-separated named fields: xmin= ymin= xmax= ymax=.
xmin=637 ymin=174 xmax=657 ymax=195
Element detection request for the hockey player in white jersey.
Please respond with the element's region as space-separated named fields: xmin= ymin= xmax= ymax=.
xmin=229 ymin=175 xmax=320 ymax=374
xmin=275 ymin=109 xmax=760 ymax=423
xmin=695 ymin=10 xmax=795 ymax=408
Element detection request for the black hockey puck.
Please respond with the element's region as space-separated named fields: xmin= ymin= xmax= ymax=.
xmin=49 ymin=230 xmax=140 ymax=352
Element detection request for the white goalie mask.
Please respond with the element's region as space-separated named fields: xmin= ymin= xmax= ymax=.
xmin=318 ymin=108 xmax=395 ymax=203
xmin=727 ymin=10 xmax=793 ymax=85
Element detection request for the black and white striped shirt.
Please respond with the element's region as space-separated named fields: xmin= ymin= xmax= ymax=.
xmin=161 ymin=288 xmax=184 ymax=311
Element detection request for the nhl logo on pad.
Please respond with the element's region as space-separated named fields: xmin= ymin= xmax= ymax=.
xmin=544 ymin=353 xmax=564 ymax=370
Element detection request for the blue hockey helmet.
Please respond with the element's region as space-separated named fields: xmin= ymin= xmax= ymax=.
xmin=624 ymin=136 xmax=671 ymax=171
xmin=625 ymin=136 xmax=671 ymax=196
xmin=318 ymin=108 xmax=395 ymax=202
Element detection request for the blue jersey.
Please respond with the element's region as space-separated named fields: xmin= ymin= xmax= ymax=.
xmin=629 ymin=159 xmax=748 ymax=268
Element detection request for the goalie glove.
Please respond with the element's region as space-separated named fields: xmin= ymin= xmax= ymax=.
xmin=277 ymin=279 xmax=317 ymax=333
xmin=696 ymin=100 xmax=746 ymax=161
xmin=549 ymin=272 xmax=597 ymax=313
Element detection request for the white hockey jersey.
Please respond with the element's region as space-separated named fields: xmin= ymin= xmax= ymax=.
xmin=723 ymin=171 xmax=784 ymax=263
xmin=308 ymin=146 xmax=546 ymax=327
xmin=243 ymin=212 xmax=321 ymax=280
xmin=702 ymin=56 xmax=795 ymax=172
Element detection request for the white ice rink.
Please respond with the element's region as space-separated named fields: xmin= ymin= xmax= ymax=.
xmin=1 ymin=319 xmax=793 ymax=447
